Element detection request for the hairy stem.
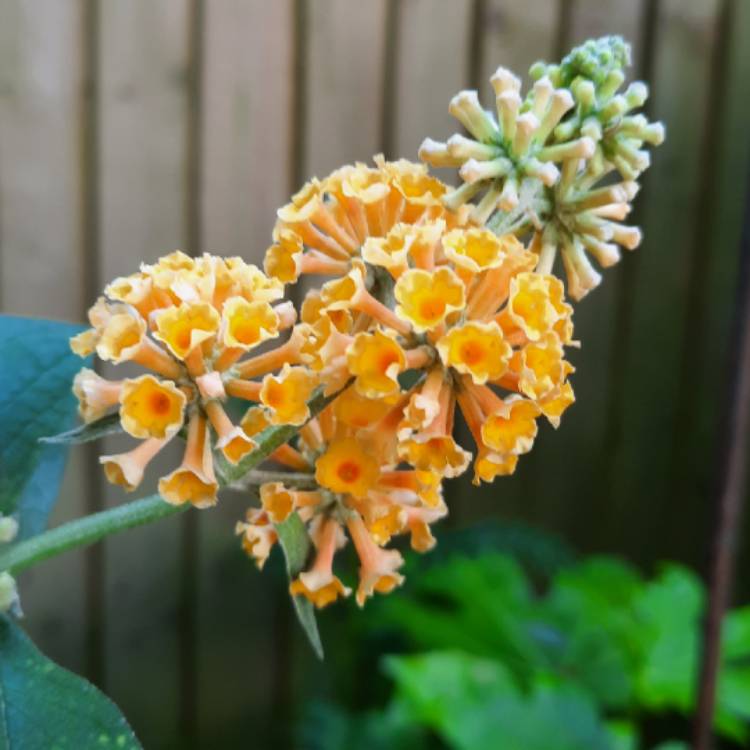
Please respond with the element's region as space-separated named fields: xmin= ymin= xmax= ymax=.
xmin=0 ymin=495 xmax=185 ymax=574
xmin=229 ymin=469 xmax=316 ymax=491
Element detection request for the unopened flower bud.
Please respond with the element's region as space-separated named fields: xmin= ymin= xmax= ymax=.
xmin=0 ymin=517 xmax=19 ymax=543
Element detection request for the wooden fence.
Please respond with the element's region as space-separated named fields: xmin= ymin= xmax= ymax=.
xmin=1 ymin=1 xmax=749 ymax=748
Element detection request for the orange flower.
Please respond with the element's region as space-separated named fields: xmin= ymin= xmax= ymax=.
xmin=158 ymin=412 xmax=218 ymax=508
xmin=221 ymin=297 xmax=285 ymax=351
xmin=73 ymin=368 xmax=122 ymax=423
xmin=481 ymin=396 xmax=541 ymax=456
xmin=499 ymin=272 xmax=572 ymax=343
xmin=394 ymin=266 xmax=465 ymax=333
xmin=346 ymin=329 xmax=407 ymax=399
xmin=154 ymin=302 xmax=220 ymax=361
xmin=204 ymin=400 xmax=256 ymax=465
xmin=315 ymin=438 xmax=380 ymax=499
xmin=119 ymin=375 xmax=186 ymax=440
xmin=436 ymin=321 xmax=511 ymax=384
xmin=347 ymin=513 xmax=404 ymax=607
xmin=235 ymin=509 xmax=277 ymax=570
xmin=260 ymin=364 xmax=318 ymax=426
xmin=290 ymin=517 xmax=351 ymax=608
xmin=99 ymin=438 xmax=169 ymax=492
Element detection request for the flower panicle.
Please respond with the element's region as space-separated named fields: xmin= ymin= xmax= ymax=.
xmin=237 ymin=408 xmax=447 ymax=609
xmin=66 ymin=34 xmax=660 ymax=609
xmin=234 ymin=155 xmax=579 ymax=609
xmin=70 ymin=251 xmax=311 ymax=509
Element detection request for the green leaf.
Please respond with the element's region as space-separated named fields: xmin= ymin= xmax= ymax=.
xmin=634 ymin=565 xmax=703 ymax=711
xmin=374 ymin=553 xmax=541 ymax=667
xmin=40 ymin=412 xmax=123 ymax=445
xmin=418 ymin=521 xmax=575 ymax=580
xmin=386 ymin=651 xmax=616 ymax=750
xmin=604 ymin=720 xmax=638 ymax=750
xmin=275 ymin=512 xmax=323 ymax=660
xmin=298 ymin=702 xmax=428 ymax=750
xmin=385 ymin=650 xmax=517 ymax=734
xmin=0 ymin=316 xmax=86 ymax=540
xmin=544 ymin=558 xmax=646 ymax=709
xmin=722 ymin=605 xmax=750 ymax=660
xmin=0 ymin=614 xmax=141 ymax=749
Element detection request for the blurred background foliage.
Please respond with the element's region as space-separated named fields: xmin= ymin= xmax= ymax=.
xmin=296 ymin=527 xmax=750 ymax=750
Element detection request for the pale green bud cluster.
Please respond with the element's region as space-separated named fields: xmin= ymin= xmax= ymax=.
xmin=419 ymin=36 xmax=665 ymax=300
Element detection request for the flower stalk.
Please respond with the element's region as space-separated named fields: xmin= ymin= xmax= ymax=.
xmin=0 ymin=494 xmax=184 ymax=574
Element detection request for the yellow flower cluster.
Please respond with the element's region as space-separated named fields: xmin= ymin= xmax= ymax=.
xmin=268 ymin=164 xmax=575 ymax=488
xmin=264 ymin=155 xmax=467 ymax=285
xmin=237 ymin=404 xmax=445 ymax=607
xmin=71 ymin=251 xmax=307 ymax=507
xmin=234 ymin=159 xmax=575 ymax=607
xmin=70 ymin=158 xmax=576 ymax=609
xmin=69 ymin=36 xmax=657 ymax=610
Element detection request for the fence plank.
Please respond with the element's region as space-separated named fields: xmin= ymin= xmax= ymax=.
xmin=0 ymin=0 xmax=89 ymax=678
xmin=604 ymin=0 xmax=721 ymax=562
xmin=197 ymin=2 xmax=294 ymax=746
xmin=389 ymin=0 xmax=474 ymax=162
xmin=387 ymin=0 xmax=474 ymax=527
xmin=459 ymin=0 xmax=559 ymax=524
xmin=304 ymin=0 xmax=388 ymax=179
xmin=674 ymin=0 xmax=750 ymax=580
xmin=525 ymin=1 xmax=646 ymax=541
xmin=478 ymin=0 xmax=562 ymax=89
xmin=281 ymin=0 xmax=390 ymax=728
xmin=97 ymin=1 xmax=190 ymax=745
xmin=201 ymin=2 xmax=292 ymax=262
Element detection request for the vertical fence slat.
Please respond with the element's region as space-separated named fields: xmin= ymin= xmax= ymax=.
xmin=0 ymin=0 xmax=89 ymax=676
xmin=604 ymin=0 xmax=721 ymax=562
xmin=478 ymin=0 xmax=561 ymax=88
xmin=526 ymin=0 xmax=645 ymax=540
xmin=98 ymin=1 xmax=190 ymax=744
xmin=389 ymin=0 xmax=474 ymax=162
xmin=0 ymin=2 xmax=85 ymax=319
xmin=304 ymin=0 xmax=388 ymax=179
xmin=465 ymin=0 xmax=559 ymax=524
xmin=288 ymin=0 xmax=389 ymax=718
xmin=202 ymin=2 xmax=292 ymax=262
xmin=668 ymin=0 xmax=750 ymax=570
xmin=388 ymin=0 xmax=474 ymax=526
xmin=197 ymin=1 xmax=294 ymax=746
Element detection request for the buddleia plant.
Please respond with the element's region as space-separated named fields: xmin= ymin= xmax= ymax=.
xmin=2 ymin=36 xmax=664 ymax=668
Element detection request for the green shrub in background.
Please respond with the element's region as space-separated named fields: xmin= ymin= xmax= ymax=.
xmin=300 ymin=541 xmax=750 ymax=750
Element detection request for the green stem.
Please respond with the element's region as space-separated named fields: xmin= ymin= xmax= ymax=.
xmin=229 ymin=469 xmax=316 ymax=490
xmin=0 ymin=495 xmax=186 ymax=574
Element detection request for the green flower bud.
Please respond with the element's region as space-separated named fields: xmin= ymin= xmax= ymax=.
xmin=0 ymin=516 xmax=19 ymax=544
